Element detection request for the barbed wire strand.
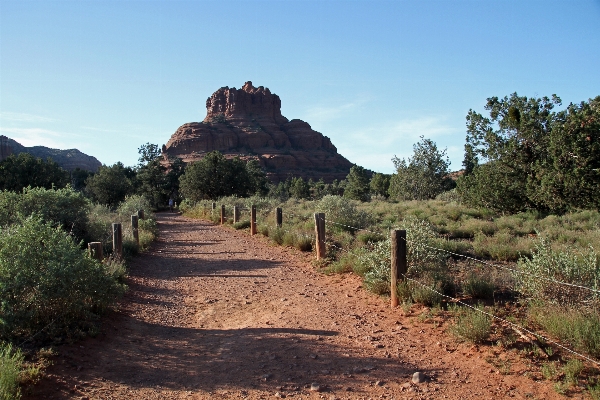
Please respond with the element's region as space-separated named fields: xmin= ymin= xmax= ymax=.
xmin=402 ymin=273 xmax=600 ymax=367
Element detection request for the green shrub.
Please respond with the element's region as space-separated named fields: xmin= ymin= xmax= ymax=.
xmin=410 ymin=282 xmax=443 ymax=307
xmin=270 ymin=227 xmax=285 ymax=245
xmin=0 ymin=342 xmax=23 ymax=400
xmin=117 ymin=195 xmax=152 ymax=220
xmin=233 ymin=220 xmax=251 ymax=230
xmin=530 ymin=304 xmax=600 ymax=358
xmin=0 ymin=217 xmax=125 ymax=341
xmin=295 ymin=235 xmax=312 ymax=252
xmin=517 ymin=238 xmax=600 ymax=304
xmin=462 ymin=271 xmax=495 ymax=299
xmin=451 ymin=305 xmax=492 ymax=343
xmin=317 ymin=195 xmax=372 ymax=232
xmin=356 ymin=232 xmax=385 ymax=244
xmin=563 ymin=358 xmax=584 ymax=386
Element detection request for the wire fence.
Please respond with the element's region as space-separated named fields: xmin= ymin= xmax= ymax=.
xmin=209 ymin=201 xmax=600 ymax=368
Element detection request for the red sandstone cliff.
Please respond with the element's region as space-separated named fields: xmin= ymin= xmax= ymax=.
xmin=163 ymin=82 xmax=353 ymax=182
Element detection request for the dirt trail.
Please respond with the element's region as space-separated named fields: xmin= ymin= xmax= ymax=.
xmin=25 ymin=213 xmax=564 ymax=399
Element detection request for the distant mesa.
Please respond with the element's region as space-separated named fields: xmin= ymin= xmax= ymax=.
xmin=163 ymin=81 xmax=353 ymax=182
xmin=0 ymin=135 xmax=102 ymax=172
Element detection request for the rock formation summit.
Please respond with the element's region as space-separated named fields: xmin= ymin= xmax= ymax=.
xmin=163 ymin=82 xmax=353 ymax=182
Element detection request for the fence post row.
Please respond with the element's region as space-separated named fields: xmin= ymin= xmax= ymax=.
xmin=112 ymin=223 xmax=123 ymax=259
xmin=221 ymin=205 xmax=226 ymax=225
xmin=390 ymin=229 xmax=407 ymax=308
xmin=88 ymin=242 xmax=103 ymax=261
xmin=233 ymin=206 xmax=240 ymax=223
xmin=131 ymin=215 xmax=139 ymax=246
xmin=314 ymin=213 xmax=326 ymax=260
xmin=276 ymin=207 xmax=282 ymax=228
xmin=251 ymin=205 xmax=257 ymax=235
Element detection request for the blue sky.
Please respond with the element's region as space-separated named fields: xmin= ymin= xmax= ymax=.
xmin=1 ymin=0 xmax=599 ymax=174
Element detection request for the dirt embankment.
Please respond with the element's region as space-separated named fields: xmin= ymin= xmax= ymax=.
xmin=24 ymin=213 xmax=565 ymax=399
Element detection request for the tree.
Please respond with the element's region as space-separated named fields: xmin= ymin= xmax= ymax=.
xmin=85 ymin=163 xmax=136 ymax=209
xmin=289 ymin=177 xmax=311 ymax=199
xmin=179 ymin=151 xmax=267 ymax=201
xmin=370 ymin=173 xmax=391 ymax=199
xmin=0 ymin=153 xmax=69 ymax=191
xmin=457 ymin=93 xmax=561 ymax=211
xmin=344 ymin=165 xmax=371 ymax=202
xmin=389 ymin=137 xmax=452 ymax=200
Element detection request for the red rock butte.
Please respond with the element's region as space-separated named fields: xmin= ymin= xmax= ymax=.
xmin=162 ymin=81 xmax=353 ymax=182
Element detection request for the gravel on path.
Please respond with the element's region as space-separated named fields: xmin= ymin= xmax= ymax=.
xmin=24 ymin=212 xmax=565 ymax=399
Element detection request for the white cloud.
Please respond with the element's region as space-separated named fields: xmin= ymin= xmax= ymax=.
xmin=0 ymin=112 xmax=55 ymax=123
xmin=333 ymin=115 xmax=464 ymax=173
xmin=303 ymin=96 xmax=373 ymax=123
xmin=0 ymin=127 xmax=68 ymax=148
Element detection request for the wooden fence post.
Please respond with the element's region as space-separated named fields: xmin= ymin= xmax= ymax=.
xmin=251 ymin=205 xmax=257 ymax=235
xmin=233 ymin=206 xmax=240 ymax=223
xmin=221 ymin=205 xmax=226 ymax=225
xmin=390 ymin=229 xmax=407 ymax=308
xmin=88 ymin=242 xmax=103 ymax=261
xmin=314 ymin=213 xmax=326 ymax=260
xmin=137 ymin=209 xmax=145 ymax=220
xmin=276 ymin=207 xmax=282 ymax=228
xmin=112 ymin=223 xmax=123 ymax=259
xmin=131 ymin=215 xmax=139 ymax=246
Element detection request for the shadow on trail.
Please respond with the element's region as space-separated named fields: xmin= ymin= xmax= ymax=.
xmin=61 ymin=317 xmax=433 ymax=394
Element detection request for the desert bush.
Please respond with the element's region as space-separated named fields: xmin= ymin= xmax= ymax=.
xmin=462 ymin=271 xmax=495 ymax=299
xmin=0 ymin=342 xmax=23 ymax=400
xmin=529 ymin=304 xmax=600 ymax=358
xmin=233 ymin=220 xmax=251 ymax=230
xmin=451 ymin=305 xmax=492 ymax=343
xmin=517 ymin=238 xmax=600 ymax=304
xmin=117 ymin=195 xmax=152 ymax=220
xmin=356 ymin=232 xmax=385 ymax=244
xmin=316 ymin=195 xmax=372 ymax=232
xmin=0 ymin=217 xmax=125 ymax=341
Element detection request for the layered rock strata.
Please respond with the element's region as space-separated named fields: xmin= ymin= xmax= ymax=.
xmin=163 ymin=82 xmax=353 ymax=182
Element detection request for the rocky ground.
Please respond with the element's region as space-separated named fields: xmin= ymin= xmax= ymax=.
xmin=24 ymin=213 xmax=571 ymax=399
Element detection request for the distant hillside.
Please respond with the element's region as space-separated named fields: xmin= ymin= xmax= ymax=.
xmin=0 ymin=135 xmax=102 ymax=172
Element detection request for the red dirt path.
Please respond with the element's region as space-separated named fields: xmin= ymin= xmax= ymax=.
xmin=24 ymin=213 xmax=567 ymax=399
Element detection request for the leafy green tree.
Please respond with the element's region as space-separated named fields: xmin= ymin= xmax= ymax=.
xmin=344 ymin=165 xmax=371 ymax=202
xmin=85 ymin=162 xmax=136 ymax=209
xmin=136 ymin=143 xmax=168 ymax=209
xmin=457 ymin=93 xmax=600 ymax=213
xmin=0 ymin=153 xmax=69 ymax=191
xmin=389 ymin=137 xmax=453 ymax=200
xmin=370 ymin=173 xmax=391 ymax=199
xmin=289 ymin=177 xmax=311 ymax=199
xmin=535 ymin=96 xmax=600 ymax=211
xmin=70 ymin=168 xmax=92 ymax=192
xmin=246 ymin=159 xmax=269 ymax=196
xmin=179 ymin=151 xmax=267 ymax=201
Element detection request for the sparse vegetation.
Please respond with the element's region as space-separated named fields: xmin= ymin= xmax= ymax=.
xmin=451 ymin=305 xmax=492 ymax=343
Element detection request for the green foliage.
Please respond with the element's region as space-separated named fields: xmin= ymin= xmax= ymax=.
xmin=233 ymin=220 xmax=251 ymax=230
xmin=0 ymin=217 xmax=125 ymax=341
xmin=135 ymin=143 xmax=185 ymax=210
xmin=0 ymin=342 xmax=23 ymax=400
xmin=517 ymin=238 xmax=600 ymax=304
xmin=179 ymin=151 xmax=267 ymax=201
xmin=289 ymin=177 xmax=311 ymax=200
xmin=370 ymin=173 xmax=391 ymax=199
xmin=316 ymin=195 xmax=371 ymax=232
xmin=389 ymin=136 xmax=453 ymax=201
xmin=0 ymin=186 xmax=91 ymax=243
xmin=85 ymin=162 xmax=136 ymax=209
xmin=530 ymin=304 xmax=600 ymax=358
xmin=563 ymin=358 xmax=584 ymax=386
xmin=462 ymin=271 xmax=495 ymax=299
xmin=344 ymin=165 xmax=371 ymax=202
xmin=451 ymin=305 xmax=492 ymax=343
xmin=458 ymin=93 xmax=600 ymax=213
xmin=0 ymin=153 xmax=69 ymax=192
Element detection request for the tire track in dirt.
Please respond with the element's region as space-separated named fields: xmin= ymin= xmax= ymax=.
xmin=25 ymin=213 xmax=564 ymax=399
